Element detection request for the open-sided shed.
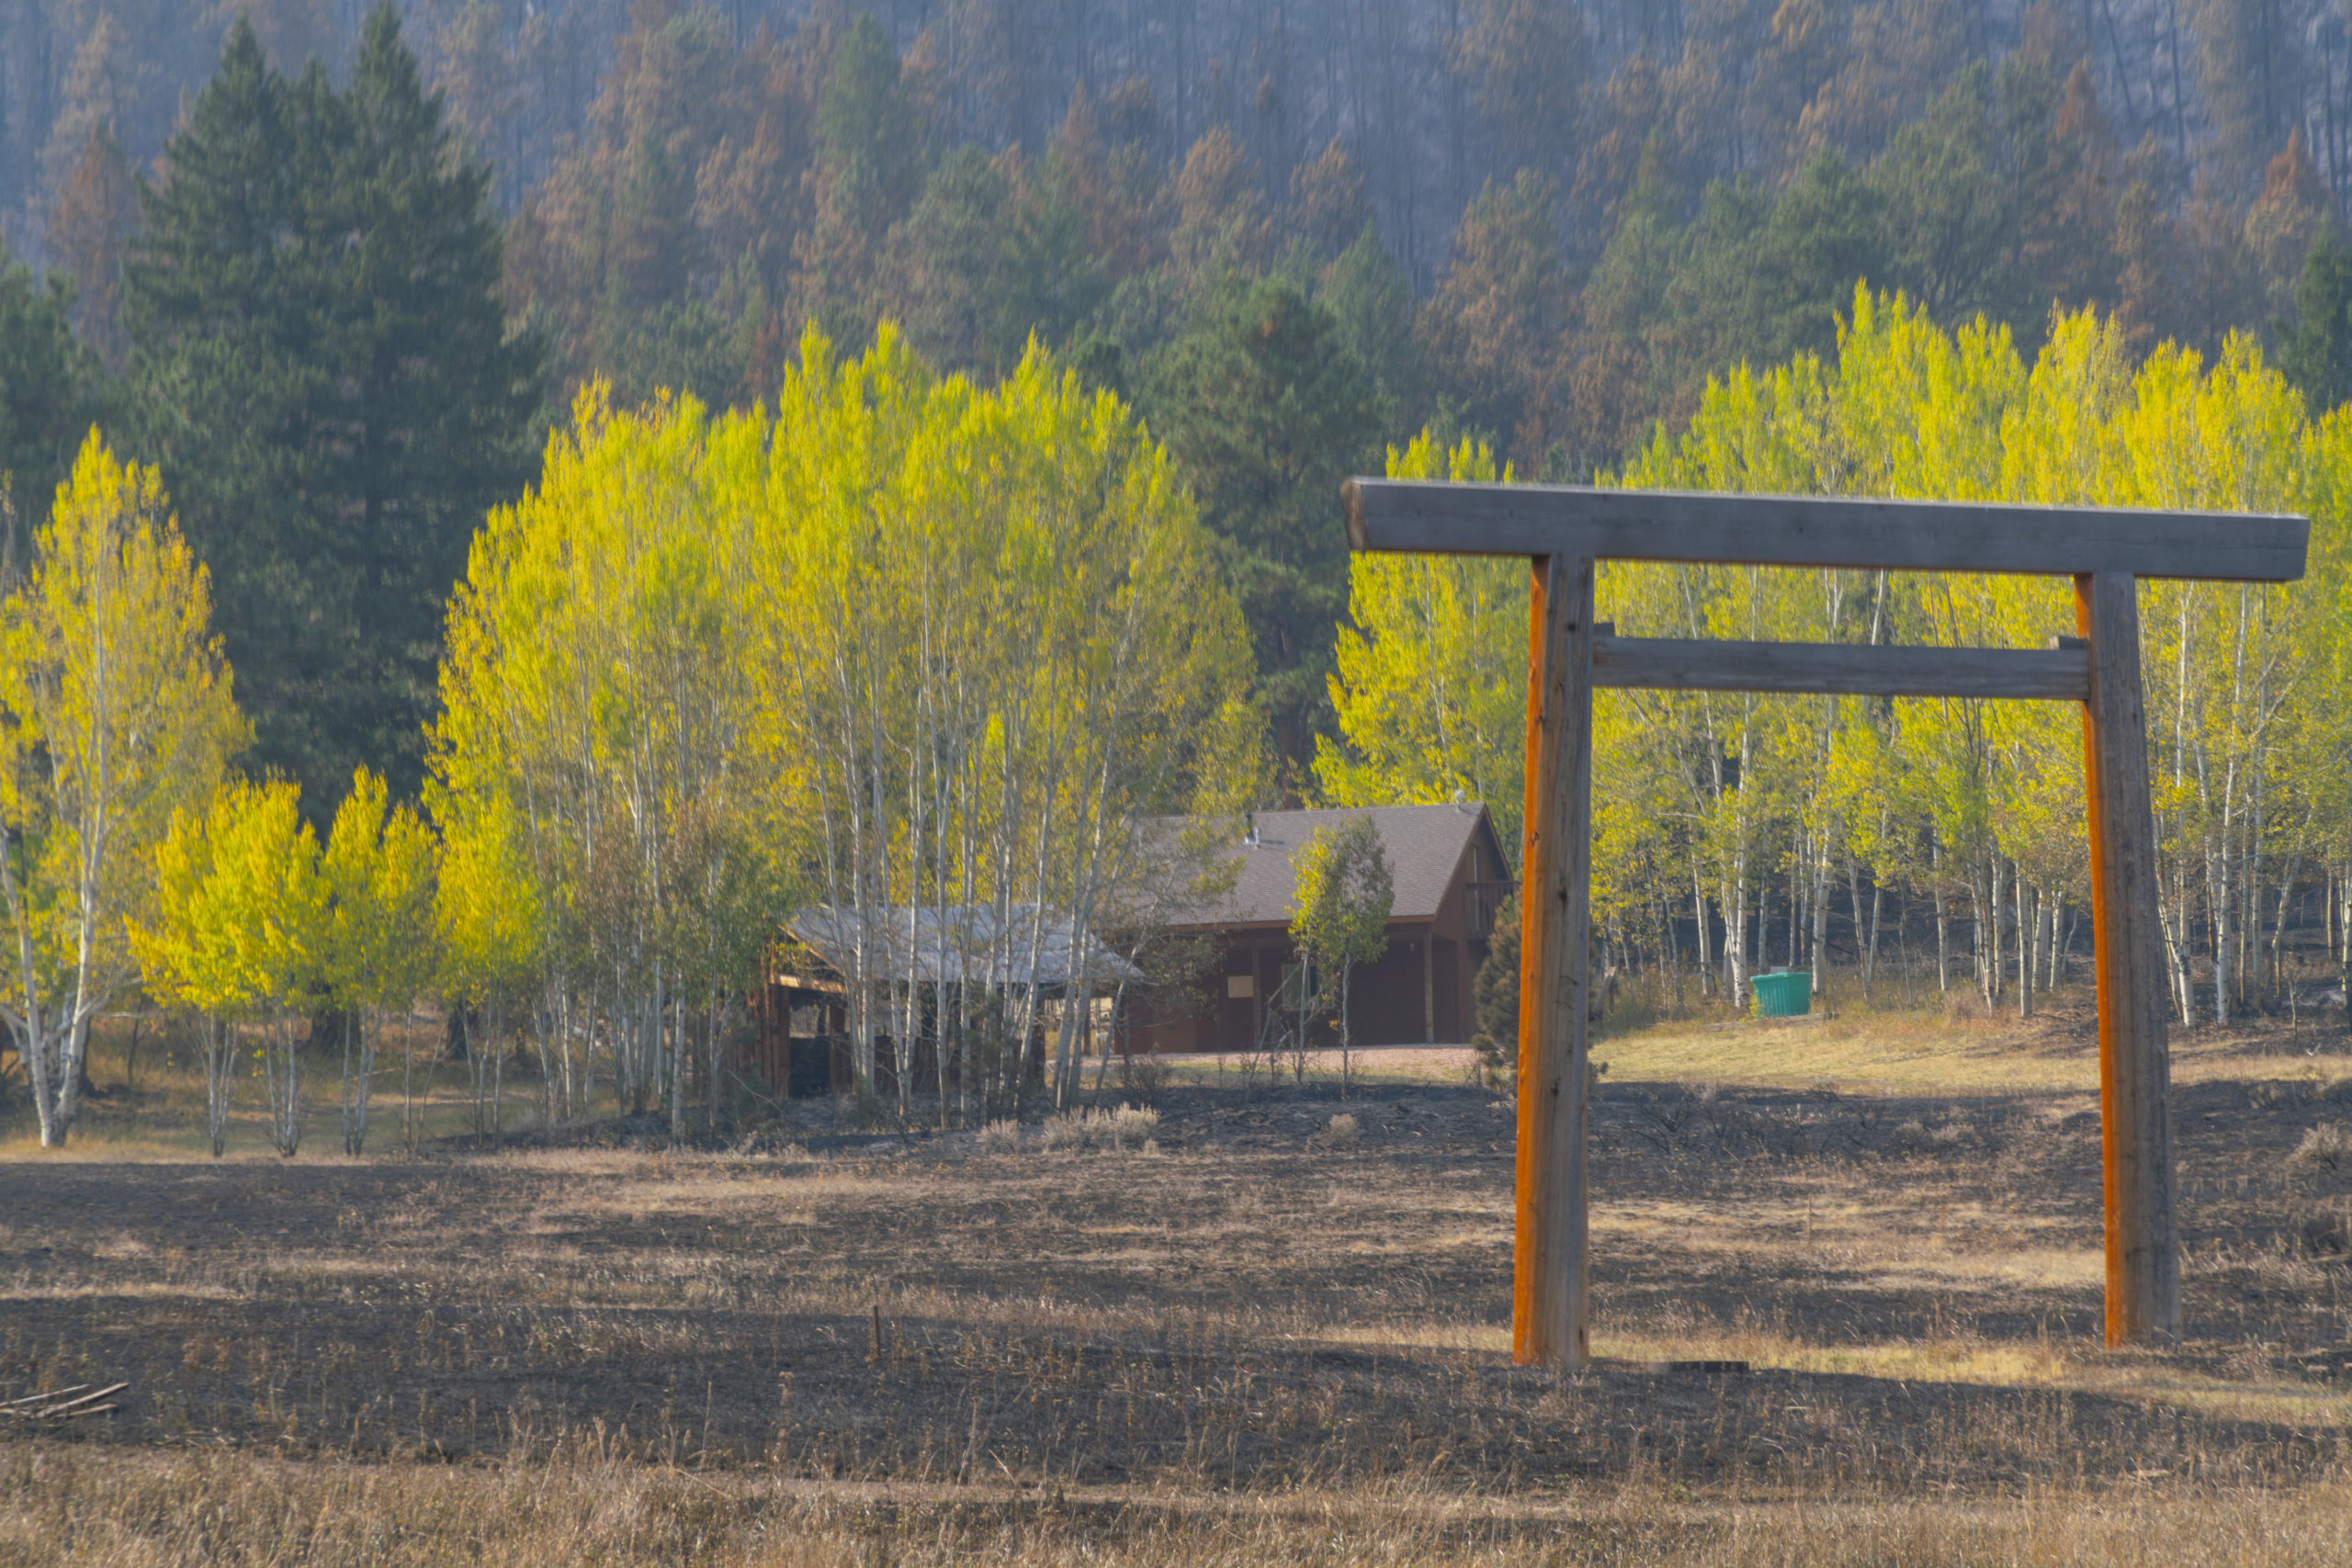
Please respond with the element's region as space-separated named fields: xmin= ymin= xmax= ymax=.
xmin=742 ymin=905 xmax=1138 ymax=1098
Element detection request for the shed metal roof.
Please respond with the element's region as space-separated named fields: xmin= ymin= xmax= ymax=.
xmin=785 ymin=904 xmax=1142 ymax=987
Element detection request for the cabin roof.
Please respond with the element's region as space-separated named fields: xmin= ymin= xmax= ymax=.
xmin=1155 ymin=803 xmax=1507 ymax=930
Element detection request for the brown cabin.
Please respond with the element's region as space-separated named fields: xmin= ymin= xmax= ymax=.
xmin=1129 ymin=802 xmax=1513 ymax=1055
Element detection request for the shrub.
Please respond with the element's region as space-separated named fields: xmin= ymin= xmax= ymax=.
xmin=1102 ymin=1103 xmax=1159 ymax=1149
xmin=2296 ymin=1205 xmax=2350 ymax=1257
xmin=1031 ymin=1104 xmax=1162 ymax=1153
xmin=978 ymin=1119 xmax=1022 ymax=1153
xmin=2253 ymin=1078 xmax=2315 ymax=1111
xmin=1325 ymin=1112 xmax=1359 ymax=1147
xmin=1118 ymin=1049 xmax=1168 ymax=1105
xmin=2290 ymin=1122 xmax=2352 ymax=1174
xmin=1038 ymin=1103 xmax=1159 ymax=1152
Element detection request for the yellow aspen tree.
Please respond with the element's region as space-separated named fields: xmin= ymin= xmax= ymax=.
xmin=435 ymin=790 xmax=542 ymax=1145
xmin=758 ymin=325 xmax=951 ymax=1110
xmin=2301 ymin=407 xmax=2352 ymax=1022
xmin=1617 ymin=357 xmax=1838 ymax=1001
xmin=968 ymin=349 xmax=1252 ymax=1110
xmin=2124 ymin=337 xmax=2328 ymax=1022
xmin=131 ymin=793 xmax=238 ymax=1155
xmin=0 ymin=431 xmax=243 ymax=1148
xmin=211 ymin=780 xmax=327 ymax=1156
xmin=435 ymin=383 xmax=766 ymax=1133
xmin=132 ymin=779 xmax=323 ymax=1156
xmin=324 ymin=768 xmax=438 ymax=1156
xmin=1290 ymin=815 xmax=1393 ymax=1095
xmin=1317 ymin=434 xmax=1527 ymax=849
xmin=747 ymin=326 xmax=1249 ymax=1119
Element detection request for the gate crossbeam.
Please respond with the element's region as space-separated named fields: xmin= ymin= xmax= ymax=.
xmin=1340 ymin=479 xmax=2312 ymax=1369
xmin=1593 ymin=627 xmax=2091 ymax=701
xmin=1344 ymin=479 xmax=2309 ymax=581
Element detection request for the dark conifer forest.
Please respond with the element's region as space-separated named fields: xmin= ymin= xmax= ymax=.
xmin=0 ymin=0 xmax=2349 ymax=789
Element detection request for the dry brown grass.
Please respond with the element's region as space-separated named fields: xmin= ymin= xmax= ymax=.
xmin=8 ymin=1005 xmax=2352 ymax=1562
xmin=5 ymin=1443 xmax=2352 ymax=1565
xmin=0 ymin=1014 xmax=549 ymax=1160
xmin=1600 ymin=987 xmax=2352 ymax=1097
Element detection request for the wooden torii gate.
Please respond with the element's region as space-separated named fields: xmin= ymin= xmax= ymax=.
xmin=1341 ymin=480 xmax=2312 ymax=1367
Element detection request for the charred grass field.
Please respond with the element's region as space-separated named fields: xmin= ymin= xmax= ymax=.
xmin=11 ymin=996 xmax=2352 ymax=1562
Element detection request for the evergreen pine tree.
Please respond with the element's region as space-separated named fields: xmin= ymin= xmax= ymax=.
xmin=889 ymin=145 xmax=1016 ymax=375
xmin=995 ymin=155 xmax=1112 ymax=369
xmin=2281 ymin=231 xmax=2352 ymax=417
xmin=128 ymin=5 xmax=542 ymax=806
xmin=1723 ymin=153 xmax=1888 ymax=367
xmin=791 ymin=13 xmax=922 ymax=344
xmin=0 ymin=242 xmax=108 ymax=528
xmin=1865 ymin=63 xmax=2023 ymax=328
xmin=1141 ymin=275 xmax=1374 ymax=779
xmin=1317 ymin=223 xmax=1419 ymax=437
xmin=1471 ymin=891 xmax=1519 ymax=1081
xmin=1415 ymin=171 xmax=1575 ymax=465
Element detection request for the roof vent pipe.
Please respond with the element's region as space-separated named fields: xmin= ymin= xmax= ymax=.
xmin=1244 ymin=811 xmax=1258 ymax=847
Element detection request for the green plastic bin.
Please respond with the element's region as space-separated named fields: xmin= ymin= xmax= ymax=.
xmin=1750 ymin=968 xmax=1813 ymax=1018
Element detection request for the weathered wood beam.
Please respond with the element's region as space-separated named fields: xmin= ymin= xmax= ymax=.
xmin=1591 ymin=630 xmax=2092 ymax=700
xmin=1516 ymin=555 xmax=1594 ymax=1371
xmin=1343 ymin=479 xmax=2309 ymax=583
xmin=2077 ymin=572 xmax=2180 ymax=1344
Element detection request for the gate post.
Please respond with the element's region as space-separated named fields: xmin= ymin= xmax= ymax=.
xmin=2076 ymin=571 xmax=2181 ymax=1344
xmin=1516 ymin=554 xmax=1596 ymax=1369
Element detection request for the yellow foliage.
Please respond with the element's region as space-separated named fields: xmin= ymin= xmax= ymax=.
xmin=133 ymin=778 xmax=323 ymax=1021
xmin=1317 ymin=433 xmax=1527 ymax=852
xmin=1324 ymin=286 xmax=2351 ymax=1017
xmin=3 ymin=430 xmax=243 ymax=1145
xmin=432 ymin=326 xmax=1254 ymax=1108
xmin=325 ymin=767 xmax=439 ymax=1015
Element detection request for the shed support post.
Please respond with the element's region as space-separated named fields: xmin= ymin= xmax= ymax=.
xmin=1515 ymin=554 xmax=1595 ymax=1370
xmin=1423 ymin=931 xmax=1436 ymax=1044
xmin=2077 ymin=571 xmax=2181 ymax=1345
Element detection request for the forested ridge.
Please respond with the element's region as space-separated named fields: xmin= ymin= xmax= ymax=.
xmin=1 ymin=0 xmax=2351 ymax=1148
xmin=4 ymin=0 xmax=2352 ymax=780
xmin=9 ymin=0 xmax=2342 ymax=434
